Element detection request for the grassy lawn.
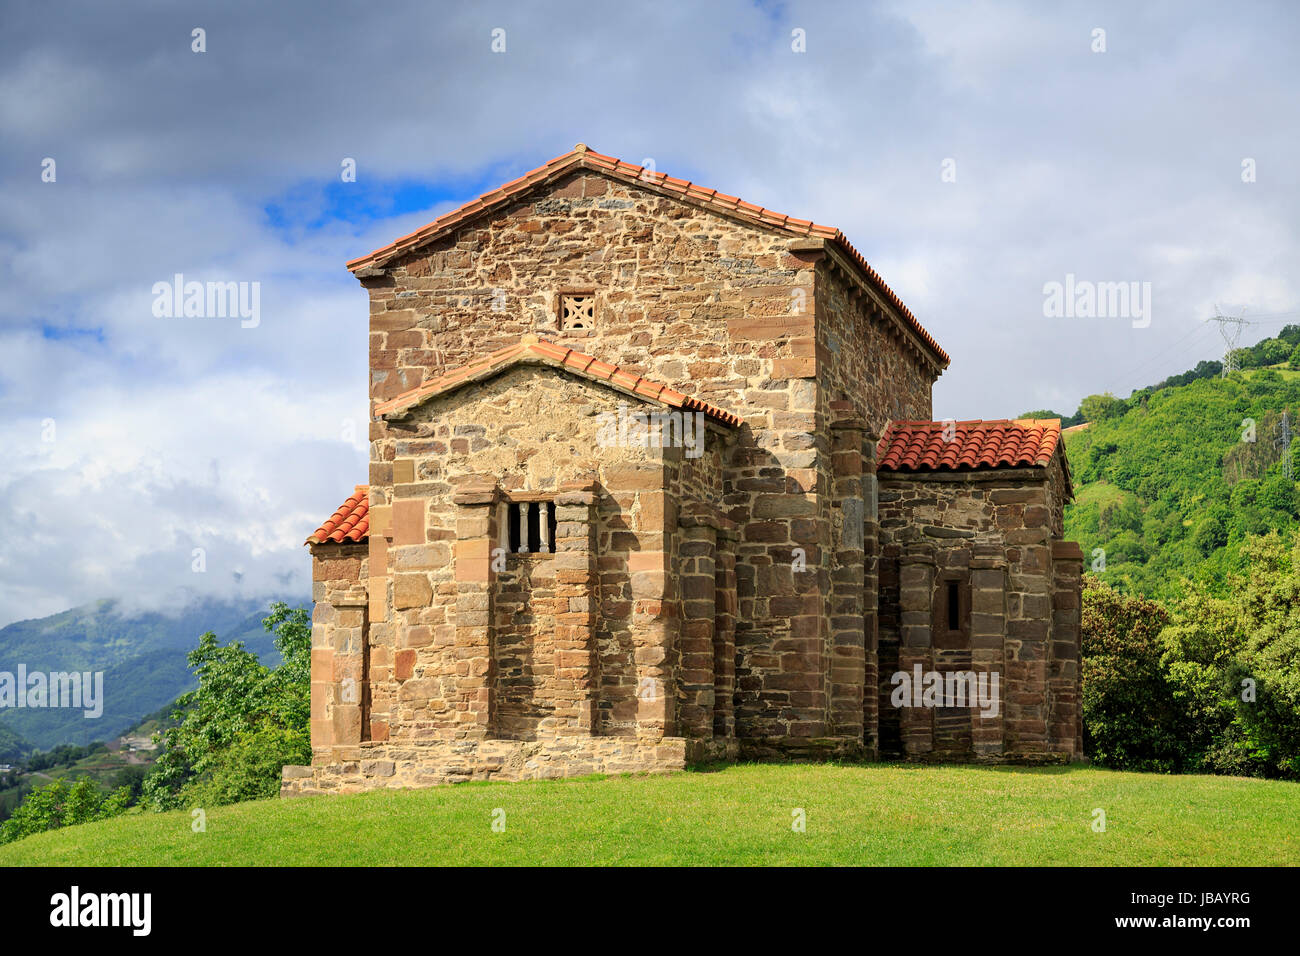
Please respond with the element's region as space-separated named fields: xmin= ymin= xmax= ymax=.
xmin=1 ymin=762 xmax=1296 ymax=866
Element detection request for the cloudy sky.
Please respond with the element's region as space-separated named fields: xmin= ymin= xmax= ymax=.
xmin=2 ymin=0 xmax=1298 ymax=626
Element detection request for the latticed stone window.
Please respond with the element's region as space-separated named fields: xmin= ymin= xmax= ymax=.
xmin=559 ymin=292 xmax=595 ymax=331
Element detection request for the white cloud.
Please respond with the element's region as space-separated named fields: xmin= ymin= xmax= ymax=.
xmin=1 ymin=0 xmax=1299 ymax=624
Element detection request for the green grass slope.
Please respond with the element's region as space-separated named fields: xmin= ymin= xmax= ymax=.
xmin=2 ymin=764 xmax=1296 ymax=866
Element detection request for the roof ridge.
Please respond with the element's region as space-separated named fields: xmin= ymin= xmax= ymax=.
xmin=887 ymin=417 xmax=1061 ymax=428
xmin=345 ymin=144 xmax=948 ymax=366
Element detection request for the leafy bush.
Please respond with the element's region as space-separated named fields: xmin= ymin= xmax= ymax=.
xmin=1080 ymin=393 xmax=1123 ymax=421
xmin=142 ymin=602 xmax=310 ymax=810
xmin=1162 ymin=531 xmax=1300 ymax=778
xmin=0 ymin=777 xmax=130 ymax=845
xmin=1081 ymin=576 xmax=1186 ymax=771
xmin=1081 ymin=533 xmax=1300 ymax=779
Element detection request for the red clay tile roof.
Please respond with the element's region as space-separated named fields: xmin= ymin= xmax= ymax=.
xmin=347 ymin=144 xmax=948 ymax=368
xmin=878 ymin=419 xmax=1064 ymax=473
xmin=306 ymin=484 xmax=369 ymax=544
xmin=373 ymin=334 xmax=743 ymax=427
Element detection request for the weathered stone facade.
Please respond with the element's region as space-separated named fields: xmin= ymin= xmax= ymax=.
xmin=283 ymin=146 xmax=1082 ymax=796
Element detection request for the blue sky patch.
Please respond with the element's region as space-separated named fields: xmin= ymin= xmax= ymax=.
xmin=262 ymin=168 xmax=511 ymax=242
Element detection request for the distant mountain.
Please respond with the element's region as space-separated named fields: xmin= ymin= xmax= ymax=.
xmin=0 ymin=723 xmax=27 ymax=763
xmin=0 ymin=596 xmax=307 ymax=750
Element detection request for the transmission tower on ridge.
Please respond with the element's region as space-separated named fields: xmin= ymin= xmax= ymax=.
xmin=1278 ymin=408 xmax=1295 ymax=481
xmin=1209 ymin=306 xmax=1250 ymax=377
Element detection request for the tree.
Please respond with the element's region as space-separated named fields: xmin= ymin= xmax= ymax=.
xmin=1162 ymin=531 xmax=1300 ymax=778
xmin=1192 ymin=515 xmax=1228 ymax=556
xmin=1079 ymin=392 xmax=1123 ymax=422
xmin=1259 ymin=473 xmax=1298 ymax=517
xmin=0 ymin=778 xmax=130 ymax=845
xmin=142 ymin=602 xmax=311 ymax=810
xmin=1081 ymin=575 xmax=1187 ymax=771
xmin=1248 ymin=338 xmax=1291 ymax=368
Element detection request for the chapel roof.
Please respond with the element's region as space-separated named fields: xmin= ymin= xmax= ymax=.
xmin=877 ymin=418 xmax=1070 ymax=494
xmin=347 ymin=143 xmax=948 ymax=367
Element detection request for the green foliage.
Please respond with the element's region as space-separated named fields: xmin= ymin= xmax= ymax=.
xmin=1081 ymin=533 xmax=1300 ymax=780
xmin=1079 ymin=392 xmax=1123 ymax=421
xmin=1019 ymin=409 xmax=1087 ymax=426
xmin=0 ymin=774 xmax=33 ymax=824
xmin=0 ymin=723 xmax=30 ymax=763
xmin=0 ymin=777 xmax=130 ymax=845
xmin=111 ymin=765 xmax=150 ymax=803
xmin=1064 ymin=371 xmax=1300 ymax=599
xmin=183 ymin=723 xmax=311 ymax=806
xmin=1060 ymin=330 xmax=1298 ymax=430
xmin=142 ymin=602 xmax=311 ymax=811
xmin=1161 ymin=531 xmax=1300 ymax=778
xmin=1151 ymin=359 xmax=1223 ymax=392
xmin=1248 ymin=338 xmax=1291 ymax=367
xmin=1081 ymin=575 xmax=1186 ymax=771
xmin=24 ymin=741 xmax=108 ymax=773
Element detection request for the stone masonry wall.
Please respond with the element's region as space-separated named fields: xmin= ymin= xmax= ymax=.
xmin=368 ymin=365 xmax=665 ymax=745
xmin=286 ymin=362 xmax=736 ymax=795
xmin=875 ymin=457 xmax=1078 ymax=763
xmin=360 ymin=169 xmax=940 ymax=752
xmin=306 ymin=540 xmax=369 ymax=767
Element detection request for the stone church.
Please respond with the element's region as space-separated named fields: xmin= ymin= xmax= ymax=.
xmin=282 ymin=145 xmax=1083 ymax=796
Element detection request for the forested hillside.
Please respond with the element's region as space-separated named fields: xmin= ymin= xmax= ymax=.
xmin=0 ymin=724 xmax=28 ymax=763
xmin=1047 ymin=326 xmax=1300 ymax=599
xmin=0 ymin=596 xmax=302 ymax=749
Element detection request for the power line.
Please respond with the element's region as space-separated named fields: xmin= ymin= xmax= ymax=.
xmin=1098 ymin=306 xmax=1297 ymax=401
xmin=1106 ymin=320 xmax=1220 ymax=394
xmin=1220 ymin=310 xmax=1300 ymax=321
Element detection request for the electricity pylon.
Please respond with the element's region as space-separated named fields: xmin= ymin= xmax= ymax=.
xmin=1277 ymin=408 xmax=1294 ymax=481
xmin=1209 ymin=306 xmax=1250 ymax=377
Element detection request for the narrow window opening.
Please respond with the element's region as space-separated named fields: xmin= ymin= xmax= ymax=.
xmin=933 ymin=572 xmax=970 ymax=650
xmin=505 ymin=500 xmax=557 ymax=554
